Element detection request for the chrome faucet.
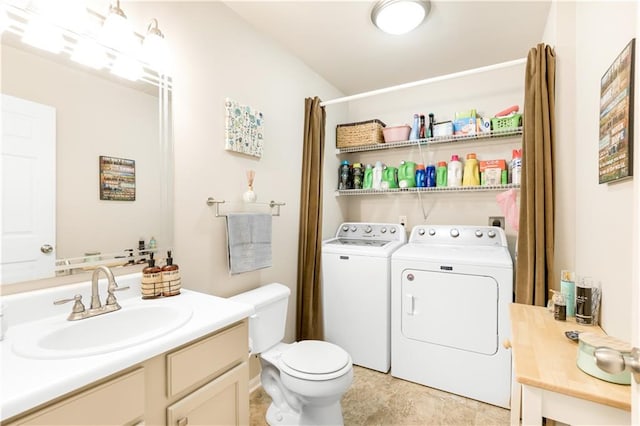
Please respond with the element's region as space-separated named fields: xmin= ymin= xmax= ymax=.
xmin=54 ymin=266 xmax=130 ymax=321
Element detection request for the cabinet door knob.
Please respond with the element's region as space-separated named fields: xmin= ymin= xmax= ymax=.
xmin=177 ymin=417 xmax=189 ymax=426
xmin=503 ymin=339 xmax=512 ymax=349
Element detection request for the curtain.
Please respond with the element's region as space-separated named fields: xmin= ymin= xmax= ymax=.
xmin=515 ymin=44 xmax=556 ymax=306
xmin=296 ymin=97 xmax=326 ymax=340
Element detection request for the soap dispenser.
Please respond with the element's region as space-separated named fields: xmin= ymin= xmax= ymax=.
xmin=142 ymin=253 xmax=162 ymax=299
xmin=162 ymin=250 xmax=181 ymax=297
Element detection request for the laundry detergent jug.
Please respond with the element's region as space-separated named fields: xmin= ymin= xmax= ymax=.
xmin=398 ymin=161 xmax=416 ymax=188
xmin=382 ymin=166 xmax=398 ymax=189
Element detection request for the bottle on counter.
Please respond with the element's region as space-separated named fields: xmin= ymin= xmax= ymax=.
xmin=462 ymin=153 xmax=480 ymax=187
xmin=372 ymin=161 xmax=384 ymax=190
xmin=162 ymin=250 xmax=181 ymax=297
xmin=436 ymin=161 xmax=448 ymax=187
xmin=447 ymin=155 xmax=463 ymax=187
xmin=141 ymin=252 xmax=162 ymax=299
xmin=410 ymin=114 xmax=420 ymax=141
xmin=426 ymin=163 xmax=436 ymax=187
xmin=415 ymin=163 xmax=426 ymax=187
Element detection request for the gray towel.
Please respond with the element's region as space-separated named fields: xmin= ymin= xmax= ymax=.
xmin=226 ymin=213 xmax=272 ymax=275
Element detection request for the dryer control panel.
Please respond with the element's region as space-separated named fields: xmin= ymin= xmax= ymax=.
xmin=409 ymin=225 xmax=507 ymax=247
xmin=336 ymin=223 xmax=406 ymax=242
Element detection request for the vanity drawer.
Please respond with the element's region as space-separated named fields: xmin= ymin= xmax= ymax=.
xmin=7 ymin=368 xmax=144 ymax=425
xmin=166 ymin=320 xmax=248 ymax=398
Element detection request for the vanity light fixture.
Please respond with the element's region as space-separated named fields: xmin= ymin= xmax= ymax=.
xmin=100 ymin=0 xmax=133 ymax=53
xmin=371 ymin=0 xmax=430 ymax=35
xmin=22 ymin=15 xmax=64 ymax=53
xmin=142 ymin=18 xmax=169 ymax=73
xmin=0 ymin=5 xmax=9 ymax=34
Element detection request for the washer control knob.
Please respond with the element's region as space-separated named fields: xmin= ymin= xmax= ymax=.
xmin=390 ymin=228 xmax=396 ymax=234
xmin=350 ymin=226 xmax=357 ymax=232
xmin=488 ymin=230 xmax=496 ymax=238
xmin=364 ymin=226 xmax=372 ymax=233
xmin=418 ymin=228 xmax=426 ymax=236
xmin=342 ymin=225 xmax=349 ymax=232
xmin=428 ymin=228 xmax=436 ymax=236
xmin=450 ymin=228 xmax=460 ymax=238
xmin=380 ymin=227 xmax=387 ymax=233
xmin=475 ymin=230 xmax=483 ymax=238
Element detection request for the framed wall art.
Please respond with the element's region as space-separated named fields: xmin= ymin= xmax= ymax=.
xmin=599 ymin=38 xmax=635 ymax=184
xmin=224 ymin=97 xmax=264 ymax=158
xmin=99 ymin=155 xmax=136 ymax=201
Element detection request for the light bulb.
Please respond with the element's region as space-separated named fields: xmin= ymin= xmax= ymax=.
xmin=111 ymin=54 xmax=143 ymax=81
xmin=71 ymin=37 xmax=107 ymax=69
xmin=100 ymin=2 xmax=132 ymax=52
xmin=143 ymin=30 xmax=169 ymax=73
xmin=22 ymin=16 xmax=64 ymax=53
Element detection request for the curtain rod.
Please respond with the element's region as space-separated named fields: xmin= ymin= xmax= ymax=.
xmin=320 ymin=57 xmax=527 ymax=107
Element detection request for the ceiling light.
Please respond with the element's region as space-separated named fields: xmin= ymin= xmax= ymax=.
xmin=371 ymin=0 xmax=430 ymax=35
xmin=142 ymin=19 xmax=169 ymax=73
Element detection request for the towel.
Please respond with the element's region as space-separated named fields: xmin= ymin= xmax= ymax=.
xmin=226 ymin=213 xmax=272 ymax=275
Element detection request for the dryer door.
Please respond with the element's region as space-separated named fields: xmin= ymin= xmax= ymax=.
xmin=401 ymin=269 xmax=498 ymax=355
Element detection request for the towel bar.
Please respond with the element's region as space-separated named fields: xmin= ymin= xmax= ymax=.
xmin=206 ymin=197 xmax=285 ymax=217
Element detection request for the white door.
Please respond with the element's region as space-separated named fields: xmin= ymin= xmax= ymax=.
xmin=0 ymin=94 xmax=56 ymax=284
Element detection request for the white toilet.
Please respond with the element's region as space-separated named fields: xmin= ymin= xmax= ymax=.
xmin=230 ymin=283 xmax=353 ymax=426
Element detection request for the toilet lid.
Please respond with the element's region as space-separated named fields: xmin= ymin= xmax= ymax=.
xmin=280 ymin=341 xmax=350 ymax=375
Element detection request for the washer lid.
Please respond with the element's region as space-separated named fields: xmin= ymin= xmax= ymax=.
xmin=280 ymin=341 xmax=350 ymax=375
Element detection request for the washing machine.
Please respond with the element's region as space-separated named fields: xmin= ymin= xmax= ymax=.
xmin=322 ymin=222 xmax=406 ymax=373
xmin=391 ymin=225 xmax=513 ymax=408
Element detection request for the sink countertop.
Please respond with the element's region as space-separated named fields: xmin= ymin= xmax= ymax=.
xmin=0 ymin=273 xmax=254 ymax=421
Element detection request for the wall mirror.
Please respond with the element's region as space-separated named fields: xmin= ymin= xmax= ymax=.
xmin=1 ymin=2 xmax=173 ymax=287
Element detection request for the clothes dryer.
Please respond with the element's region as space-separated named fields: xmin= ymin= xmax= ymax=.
xmin=322 ymin=222 xmax=406 ymax=373
xmin=391 ymin=225 xmax=513 ymax=408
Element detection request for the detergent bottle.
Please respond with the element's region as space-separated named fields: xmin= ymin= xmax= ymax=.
xmin=447 ymin=155 xmax=463 ymax=187
xmin=462 ymin=153 xmax=480 ymax=186
xmin=398 ymin=161 xmax=416 ymax=188
xmin=382 ymin=166 xmax=398 ymax=189
xmin=363 ymin=164 xmax=373 ymax=189
xmin=436 ymin=161 xmax=448 ymax=187
xmin=372 ymin=161 xmax=384 ymax=190
xmin=415 ymin=164 xmax=426 ymax=187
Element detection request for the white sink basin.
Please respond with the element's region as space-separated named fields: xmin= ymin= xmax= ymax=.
xmin=12 ymin=302 xmax=193 ymax=359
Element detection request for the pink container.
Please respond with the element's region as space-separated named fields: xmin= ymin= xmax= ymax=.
xmin=382 ymin=125 xmax=411 ymax=142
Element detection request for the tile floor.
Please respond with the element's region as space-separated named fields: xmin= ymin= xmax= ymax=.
xmin=250 ymin=366 xmax=510 ymax=425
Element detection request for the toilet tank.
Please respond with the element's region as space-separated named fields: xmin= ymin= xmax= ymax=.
xmin=229 ymin=283 xmax=290 ymax=353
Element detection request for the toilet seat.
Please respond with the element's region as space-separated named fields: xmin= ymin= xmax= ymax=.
xmin=279 ymin=340 xmax=352 ymax=381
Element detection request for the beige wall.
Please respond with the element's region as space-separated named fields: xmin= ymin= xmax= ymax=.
xmin=573 ymin=1 xmax=636 ymax=340
xmin=136 ymin=3 xmax=344 ymax=347
xmin=547 ymin=1 xmax=636 ymax=340
xmin=1 ymin=45 xmax=162 ymax=260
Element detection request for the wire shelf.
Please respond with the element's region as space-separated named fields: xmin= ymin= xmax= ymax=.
xmin=335 ymin=184 xmax=520 ymax=196
xmin=335 ymin=127 xmax=522 ymax=154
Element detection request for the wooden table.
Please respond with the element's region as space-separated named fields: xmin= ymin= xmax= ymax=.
xmin=509 ymin=303 xmax=631 ymax=425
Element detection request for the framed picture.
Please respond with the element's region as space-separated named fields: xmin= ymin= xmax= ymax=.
xmin=599 ymin=38 xmax=635 ymax=184
xmin=99 ymin=156 xmax=136 ymax=201
xmin=224 ymin=98 xmax=264 ymax=158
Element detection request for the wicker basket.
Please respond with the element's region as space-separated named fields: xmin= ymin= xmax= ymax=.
xmin=336 ymin=119 xmax=386 ymax=148
xmin=491 ymin=113 xmax=522 ymax=132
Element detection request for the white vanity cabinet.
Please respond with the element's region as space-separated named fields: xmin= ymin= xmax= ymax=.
xmin=4 ymin=320 xmax=249 ymax=426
